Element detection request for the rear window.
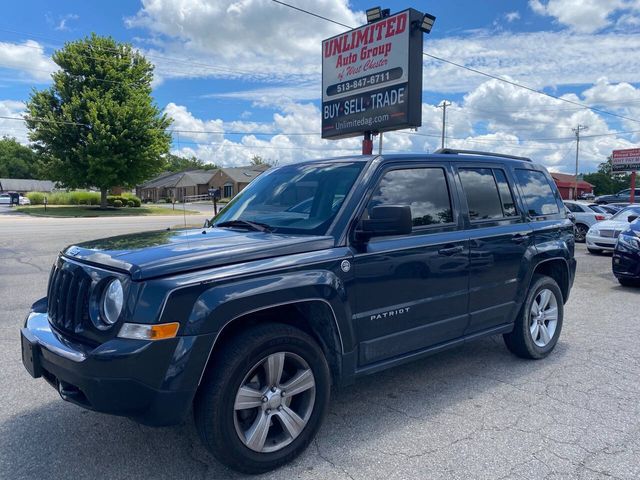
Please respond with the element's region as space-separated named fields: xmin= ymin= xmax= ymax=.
xmin=514 ymin=169 xmax=560 ymax=217
xmin=459 ymin=168 xmax=504 ymax=220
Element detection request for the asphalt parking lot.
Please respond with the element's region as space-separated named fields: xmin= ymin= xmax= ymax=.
xmin=1 ymin=214 xmax=639 ymax=480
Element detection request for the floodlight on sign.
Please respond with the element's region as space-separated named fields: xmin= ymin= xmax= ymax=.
xmin=419 ymin=12 xmax=436 ymax=33
xmin=366 ymin=6 xmax=382 ymax=23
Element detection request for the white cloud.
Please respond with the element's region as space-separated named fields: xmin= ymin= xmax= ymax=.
xmin=505 ymin=11 xmax=521 ymax=22
xmin=55 ymin=14 xmax=79 ymax=31
xmin=529 ymin=0 xmax=640 ymax=33
xmin=164 ymin=78 xmax=639 ymax=173
xmin=423 ymin=31 xmax=640 ymax=93
xmin=0 ymin=40 xmax=56 ymax=82
xmin=127 ymin=0 xmax=363 ymax=81
xmin=0 ymin=100 xmax=28 ymax=143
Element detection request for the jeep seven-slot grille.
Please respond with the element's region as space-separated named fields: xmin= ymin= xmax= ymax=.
xmin=47 ymin=261 xmax=91 ymax=334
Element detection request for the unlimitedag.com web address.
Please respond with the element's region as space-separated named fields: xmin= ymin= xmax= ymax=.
xmin=335 ymin=113 xmax=390 ymax=130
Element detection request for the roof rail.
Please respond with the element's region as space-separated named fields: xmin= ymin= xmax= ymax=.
xmin=433 ymin=148 xmax=532 ymax=162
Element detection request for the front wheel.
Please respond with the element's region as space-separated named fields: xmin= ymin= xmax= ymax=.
xmin=194 ymin=323 xmax=331 ymax=474
xmin=504 ymin=275 xmax=564 ymax=359
xmin=574 ymin=224 xmax=589 ymax=243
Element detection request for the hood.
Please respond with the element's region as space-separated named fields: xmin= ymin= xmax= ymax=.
xmin=62 ymin=227 xmax=334 ymax=280
xmin=589 ymin=219 xmax=630 ymax=231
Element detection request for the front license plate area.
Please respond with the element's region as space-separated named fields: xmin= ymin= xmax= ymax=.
xmin=21 ymin=329 xmax=42 ymax=378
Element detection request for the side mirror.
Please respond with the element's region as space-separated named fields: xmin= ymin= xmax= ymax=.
xmin=203 ymin=219 xmax=211 ymax=228
xmin=355 ymin=205 xmax=412 ymax=243
xmin=628 ymin=215 xmax=638 ymax=223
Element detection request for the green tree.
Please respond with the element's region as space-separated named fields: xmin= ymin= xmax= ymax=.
xmin=251 ymin=154 xmax=276 ymax=167
xmin=164 ymin=153 xmax=216 ymax=172
xmin=26 ymin=34 xmax=172 ymax=207
xmin=0 ymin=136 xmax=43 ymax=179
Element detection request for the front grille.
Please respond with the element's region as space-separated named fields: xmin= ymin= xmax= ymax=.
xmin=47 ymin=260 xmax=91 ymax=335
xmin=599 ymin=229 xmax=621 ymax=238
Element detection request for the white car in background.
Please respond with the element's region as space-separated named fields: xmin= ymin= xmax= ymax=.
xmin=586 ymin=205 xmax=640 ymax=254
xmin=564 ymin=200 xmax=610 ymax=243
xmin=0 ymin=193 xmax=31 ymax=205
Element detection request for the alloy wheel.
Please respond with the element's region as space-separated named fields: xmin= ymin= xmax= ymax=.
xmin=529 ymin=288 xmax=558 ymax=347
xmin=233 ymin=352 xmax=316 ymax=453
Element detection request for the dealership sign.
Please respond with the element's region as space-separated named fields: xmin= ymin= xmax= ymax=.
xmin=321 ymin=9 xmax=424 ymax=139
xmin=612 ymin=148 xmax=640 ymax=172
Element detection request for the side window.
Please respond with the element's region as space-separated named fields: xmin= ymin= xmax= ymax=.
xmin=566 ymin=203 xmax=581 ymax=213
xmin=459 ymin=168 xmax=503 ymax=220
xmin=493 ymin=169 xmax=518 ymax=217
xmin=367 ymin=167 xmax=453 ymax=227
xmin=514 ymin=169 xmax=560 ymax=217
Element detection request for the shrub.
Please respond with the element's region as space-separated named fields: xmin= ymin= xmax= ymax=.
xmin=69 ymin=191 xmax=100 ymax=205
xmin=26 ymin=192 xmax=46 ymax=205
xmin=113 ymin=199 xmax=123 ymax=208
xmin=47 ymin=192 xmax=71 ymax=205
xmin=121 ymin=192 xmax=141 ymax=207
xmin=127 ymin=200 xmax=135 ymax=208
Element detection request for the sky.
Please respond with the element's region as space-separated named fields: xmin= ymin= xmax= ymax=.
xmin=0 ymin=0 xmax=639 ymax=172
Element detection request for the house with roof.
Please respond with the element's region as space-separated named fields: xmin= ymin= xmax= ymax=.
xmin=207 ymin=165 xmax=270 ymax=199
xmin=550 ymin=172 xmax=595 ymax=200
xmin=137 ymin=165 xmax=269 ymax=202
xmin=0 ymin=178 xmax=55 ymax=194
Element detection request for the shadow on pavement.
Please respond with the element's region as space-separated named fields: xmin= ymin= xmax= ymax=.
xmin=0 ymin=337 xmax=570 ymax=480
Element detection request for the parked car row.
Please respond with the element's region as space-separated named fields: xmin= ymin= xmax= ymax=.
xmin=563 ymin=200 xmax=610 ymax=242
xmin=0 ymin=192 xmax=30 ymax=205
xmin=595 ymin=188 xmax=640 ymax=204
xmin=586 ymin=205 xmax=640 ymax=254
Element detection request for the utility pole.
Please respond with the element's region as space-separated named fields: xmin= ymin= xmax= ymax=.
xmin=438 ymin=100 xmax=451 ymax=149
xmin=572 ymin=124 xmax=588 ymax=200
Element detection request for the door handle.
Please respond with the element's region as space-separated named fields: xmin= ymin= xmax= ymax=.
xmin=511 ymin=234 xmax=530 ymax=244
xmin=438 ymin=245 xmax=463 ymax=256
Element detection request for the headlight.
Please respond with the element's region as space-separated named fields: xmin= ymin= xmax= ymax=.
xmin=617 ymin=233 xmax=640 ymax=250
xmin=589 ymin=228 xmax=599 ymax=236
xmin=101 ymin=278 xmax=124 ymax=325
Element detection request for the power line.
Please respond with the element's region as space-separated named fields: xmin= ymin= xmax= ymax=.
xmin=270 ymin=0 xmax=640 ymax=125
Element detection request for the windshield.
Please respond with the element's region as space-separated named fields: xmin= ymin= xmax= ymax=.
xmin=212 ymin=161 xmax=365 ymax=235
xmin=611 ymin=206 xmax=640 ymax=221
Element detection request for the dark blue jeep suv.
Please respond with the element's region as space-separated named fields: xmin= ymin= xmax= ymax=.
xmin=20 ymin=149 xmax=576 ymax=473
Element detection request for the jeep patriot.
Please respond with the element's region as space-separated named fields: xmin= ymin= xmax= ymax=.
xmin=21 ymin=149 xmax=576 ymax=473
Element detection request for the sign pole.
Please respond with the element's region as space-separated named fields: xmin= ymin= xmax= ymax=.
xmin=362 ymin=131 xmax=373 ymax=155
xmin=631 ymin=171 xmax=636 ymax=204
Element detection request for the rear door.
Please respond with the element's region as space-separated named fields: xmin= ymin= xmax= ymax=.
xmin=351 ymin=162 xmax=470 ymax=366
xmin=455 ymin=165 xmax=534 ymax=334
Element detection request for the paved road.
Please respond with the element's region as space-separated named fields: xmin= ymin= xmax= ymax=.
xmin=1 ymin=215 xmax=639 ymax=480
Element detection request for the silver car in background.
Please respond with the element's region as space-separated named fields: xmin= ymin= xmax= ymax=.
xmin=586 ymin=205 xmax=640 ymax=254
xmin=564 ymin=200 xmax=610 ymax=242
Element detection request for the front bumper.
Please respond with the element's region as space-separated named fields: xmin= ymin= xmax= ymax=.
xmin=585 ymin=234 xmax=616 ymax=251
xmin=20 ymin=306 xmax=215 ymax=426
xmin=612 ymin=246 xmax=640 ymax=280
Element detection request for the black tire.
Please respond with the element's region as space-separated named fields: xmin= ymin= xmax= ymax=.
xmin=194 ymin=323 xmax=331 ymax=474
xmin=574 ymin=224 xmax=589 ymax=243
xmin=587 ymin=248 xmax=602 ymax=254
xmin=503 ymin=275 xmax=564 ymax=359
xmin=618 ymin=277 xmax=640 ymax=287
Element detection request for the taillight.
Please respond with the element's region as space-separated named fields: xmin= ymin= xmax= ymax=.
xmin=595 ymin=215 xmax=606 ymax=221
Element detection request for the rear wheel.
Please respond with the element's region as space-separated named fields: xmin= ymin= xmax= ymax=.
xmin=574 ymin=224 xmax=588 ymax=243
xmin=504 ymin=275 xmax=563 ymax=359
xmin=194 ymin=323 xmax=330 ymax=474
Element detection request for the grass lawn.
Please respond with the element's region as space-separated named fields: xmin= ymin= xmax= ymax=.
xmin=16 ymin=205 xmax=200 ymax=217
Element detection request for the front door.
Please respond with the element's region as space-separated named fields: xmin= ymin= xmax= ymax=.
xmin=351 ymin=164 xmax=470 ymax=367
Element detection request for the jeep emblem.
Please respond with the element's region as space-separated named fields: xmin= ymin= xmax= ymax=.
xmin=340 ymin=260 xmax=351 ymax=272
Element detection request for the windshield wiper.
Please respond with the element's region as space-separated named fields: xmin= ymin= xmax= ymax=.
xmin=216 ymin=220 xmax=273 ymax=232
